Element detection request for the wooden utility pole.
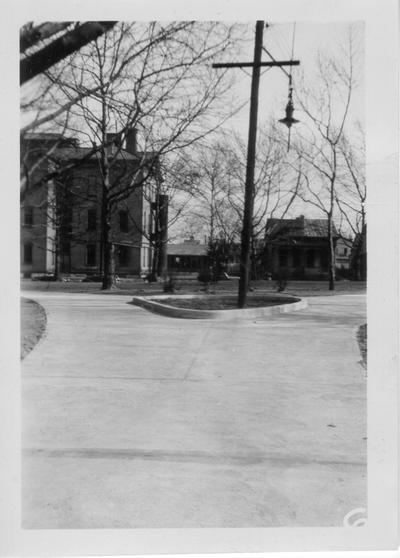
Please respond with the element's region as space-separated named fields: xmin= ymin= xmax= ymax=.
xmin=212 ymin=21 xmax=300 ymax=308
xmin=238 ymin=20 xmax=263 ymax=307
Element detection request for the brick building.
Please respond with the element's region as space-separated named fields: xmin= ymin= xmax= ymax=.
xmin=21 ymin=131 xmax=156 ymax=278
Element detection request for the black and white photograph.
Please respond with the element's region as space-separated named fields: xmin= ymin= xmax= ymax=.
xmin=0 ymin=0 xmax=398 ymax=556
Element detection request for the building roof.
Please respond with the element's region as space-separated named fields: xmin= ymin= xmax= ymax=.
xmin=265 ymin=216 xmax=339 ymax=239
xmin=167 ymin=242 xmax=208 ymax=257
xmin=22 ymin=133 xmax=157 ymax=164
xmin=54 ymin=146 xmax=141 ymax=162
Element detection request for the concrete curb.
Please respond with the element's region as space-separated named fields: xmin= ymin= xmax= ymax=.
xmin=130 ymin=294 xmax=308 ymax=321
xmin=21 ymin=297 xmax=48 ymax=360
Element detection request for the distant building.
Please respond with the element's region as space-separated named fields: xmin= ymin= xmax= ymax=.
xmin=262 ymin=215 xmax=340 ymax=280
xmin=350 ymin=224 xmax=367 ymax=280
xmin=335 ymin=237 xmax=353 ymax=276
xmin=167 ymin=238 xmax=208 ymax=274
xmin=167 ymin=236 xmax=242 ymax=277
xmin=21 ymin=131 xmax=156 ymax=278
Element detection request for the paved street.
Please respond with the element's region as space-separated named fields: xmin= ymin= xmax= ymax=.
xmin=21 ymin=291 xmax=367 ymax=528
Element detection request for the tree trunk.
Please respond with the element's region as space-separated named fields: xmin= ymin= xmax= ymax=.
xmin=250 ymin=234 xmax=257 ymax=281
xmin=328 ymin=214 xmax=335 ymax=291
xmin=157 ymin=194 xmax=169 ymax=278
xmin=53 ymin=232 xmax=60 ymax=280
xmin=100 ymin=152 xmax=116 ymax=289
xmin=151 ymin=240 xmax=159 ymax=279
xmin=101 ymin=202 xmax=116 ymax=290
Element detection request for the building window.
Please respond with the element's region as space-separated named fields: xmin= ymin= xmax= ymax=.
xmin=343 ymin=247 xmax=348 ymax=256
xmin=293 ymin=250 xmax=302 ymax=268
xmin=279 ymin=249 xmax=288 ymax=267
xmin=23 ymin=243 xmax=33 ymax=264
xmin=306 ymin=250 xmax=315 ymax=268
xmin=119 ymin=210 xmax=129 ymax=232
xmin=24 ymin=206 xmax=34 ymax=227
xmin=87 ymin=208 xmax=97 ymax=231
xmin=61 ymin=241 xmax=70 ymax=255
xmin=119 ymin=245 xmax=129 ymax=267
xmin=321 ymin=251 xmax=329 ymax=269
xmin=86 ymin=243 xmax=96 ymax=266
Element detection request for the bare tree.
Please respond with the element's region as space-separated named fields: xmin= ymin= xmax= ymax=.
xmin=336 ymin=123 xmax=366 ymax=237
xmin=227 ymin=123 xmax=302 ymax=278
xmin=180 ymin=121 xmax=302 ymax=280
xmin=293 ymin=25 xmax=363 ymax=290
xmin=23 ymin=21 xmax=244 ymax=289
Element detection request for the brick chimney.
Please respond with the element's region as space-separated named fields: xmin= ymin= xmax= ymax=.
xmin=125 ymin=128 xmax=137 ymax=154
xmin=105 ymin=133 xmax=121 ymax=156
xmin=106 ymin=133 xmax=121 ymax=146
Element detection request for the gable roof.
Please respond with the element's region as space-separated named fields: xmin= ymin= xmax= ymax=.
xmin=265 ymin=216 xmax=339 ymax=239
xmin=22 ymin=133 xmax=157 ymax=164
xmin=54 ymin=146 xmax=141 ymax=162
xmin=168 ymin=243 xmax=208 ymax=257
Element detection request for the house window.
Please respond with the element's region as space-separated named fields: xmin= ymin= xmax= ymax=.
xmin=119 ymin=245 xmax=129 ymax=267
xmin=306 ymin=250 xmax=315 ymax=268
xmin=321 ymin=251 xmax=329 ymax=269
xmin=86 ymin=243 xmax=96 ymax=266
xmin=24 ymin=206 xmax=34 ymax=227
xmin=87 ymin=208 xmax=97 ymax=231
xmin=119 ymin=210 xmax=129 ymax=232
xmin=279 ymin=249 xmax=288 ymax=267
xmin=343 ymin=247 xmax=348 ymax=256
xmin=23 ymin=243 xmax=33 ymax=264
xmin=293 ymin=251 xmax=302 ymax=267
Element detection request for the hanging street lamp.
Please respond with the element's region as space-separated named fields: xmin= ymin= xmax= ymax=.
xmin=279 ymin=76 xmax=299 ymax=151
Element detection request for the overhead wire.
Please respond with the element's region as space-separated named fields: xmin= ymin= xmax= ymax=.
xmin=271 ymin=24 xmax=292 ymax=60
xmin=287 ymin=22 xmax=297 ymax=151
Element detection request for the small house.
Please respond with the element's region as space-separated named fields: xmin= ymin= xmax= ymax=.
xmin=167 ymin=238 xmax=208 ymax=274
xmin=263 ymin=216 xmax=339 ymax=280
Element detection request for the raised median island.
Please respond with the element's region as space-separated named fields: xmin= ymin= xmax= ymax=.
xmin=131 ymin=293 xmax=307 ymax=320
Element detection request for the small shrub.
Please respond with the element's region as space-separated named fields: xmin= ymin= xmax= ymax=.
xmin=163 ymin=278 xmax=175 ymax=293
xmin=276 ymin=274 xmax=288 ymax=292
xmin=197 ymin=270 xmax=213 ymax=284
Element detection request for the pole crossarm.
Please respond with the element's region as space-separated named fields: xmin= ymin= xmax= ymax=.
xmin=212 ymin=60 xmax=300 ymax=69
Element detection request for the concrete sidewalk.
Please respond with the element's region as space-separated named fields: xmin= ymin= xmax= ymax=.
xmin=21 ymin=292 xmax=367 ymax=528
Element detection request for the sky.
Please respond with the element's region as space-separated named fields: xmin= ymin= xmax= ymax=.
xmin=218 ymin=21 xmax=364 ymax=141
xmin=20 ymin=19 xmax=366 ymax=242
xmin=168 ymin=20 xmax=366 ymax=241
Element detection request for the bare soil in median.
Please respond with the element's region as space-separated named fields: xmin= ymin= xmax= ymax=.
xmin=21 ymin=298 xmax=47 ymax=359
xmin=158 ymin=295 xmax=299 ymax=310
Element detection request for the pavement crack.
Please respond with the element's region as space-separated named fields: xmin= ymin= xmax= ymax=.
xmin=183 ymin=324 xmax=212 ymax=381
xmin=23 ymin=447 xmax=366 ymax=468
